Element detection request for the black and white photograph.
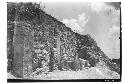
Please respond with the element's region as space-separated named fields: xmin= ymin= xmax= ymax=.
xmin=7 ymin=2 xmax=121 ymax=82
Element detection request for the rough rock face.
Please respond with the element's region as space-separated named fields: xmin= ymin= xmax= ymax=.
xmin=7 ymin=2 xmax=120 ymax=78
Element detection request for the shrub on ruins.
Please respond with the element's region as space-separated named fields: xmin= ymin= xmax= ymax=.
xmin=112 ymin=58 xmax=120 ymax=68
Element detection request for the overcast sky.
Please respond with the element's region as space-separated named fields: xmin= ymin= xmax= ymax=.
xmin=43 ymin=2 xmax=120 ymax=59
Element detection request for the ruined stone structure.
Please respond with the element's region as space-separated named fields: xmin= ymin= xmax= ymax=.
xmin=7 ymin=2 xmax=120 ymax=78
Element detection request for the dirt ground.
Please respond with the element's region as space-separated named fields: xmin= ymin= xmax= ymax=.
xmin=8 ymin=67 xmax=120 ymax=80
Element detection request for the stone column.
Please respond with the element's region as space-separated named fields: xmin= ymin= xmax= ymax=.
xmin=13 ymin=22 xmax=24 ymax=78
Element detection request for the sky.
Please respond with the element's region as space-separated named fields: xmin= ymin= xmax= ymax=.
xmin=43 ymin=2 xmax=120 ymax=59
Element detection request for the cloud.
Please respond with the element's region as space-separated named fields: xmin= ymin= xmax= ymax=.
xmin=108 ymin=25 xmax=120 ymax=39
xmin=90 ymin=2 xmax=108 ymax=13
xmin=90 ymin=2 xmax=120 ymax=39
xmin=78 ymin=13 xmax=88 ymax=27
xmin=108 ymin=25 xmax=120 ymax=59
xmin=62 ymin=19 xmax=83 ymax=33
xmin=90 ymin=2 xmax=120 ymax=16
xmin=104 ymin=25 xmax=120 ymax=59
xmin=62 ymin=13 xmax=88 ymax=34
